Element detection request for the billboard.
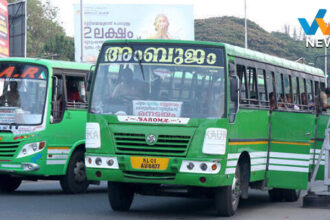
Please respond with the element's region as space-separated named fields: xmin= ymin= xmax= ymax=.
xmin=0 ymin=0 xmax=9 ymax=57
xmin=74 ymin=4 xmax=194 ymax=62
xmin=8 ymin=1 xmax=26 ymax=57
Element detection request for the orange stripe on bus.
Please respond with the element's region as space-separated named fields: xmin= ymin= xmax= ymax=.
xmin=271 ymin=141 xmax=310 ymax=146
xmin=310 ymin=140 xmax=315 ymax=143
xmin=229 ymin=141 xmax=268 ymax=146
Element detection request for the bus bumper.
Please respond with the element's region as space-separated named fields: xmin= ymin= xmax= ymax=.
xmin=0 ymin=162 xmax=40 ymax=174
xmin=85 ymin=154 xmax=233 ymax=187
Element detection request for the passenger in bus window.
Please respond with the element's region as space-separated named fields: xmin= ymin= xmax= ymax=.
xmin=301 ymin=93 xmax=314 ymax=110
xmin=67 ymin=80 xmax=83 ymax=103
xmin=0 ymin=81 xmax=20 ymax=107
xmin=320 ymin=88 xmax=330 ymax=111
xmin=278 ymin=95 xmax=285 ymax=109
xmin=286 ymin=94 xmax=299 ymax=110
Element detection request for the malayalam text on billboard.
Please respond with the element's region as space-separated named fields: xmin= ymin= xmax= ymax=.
xmin=74 ymin=4 xmax=194 ymax=62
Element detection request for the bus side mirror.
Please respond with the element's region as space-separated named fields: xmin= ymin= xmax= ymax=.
xmin=230 ymin=76 xmax=239 ymax=102
xmin=229 ymin=61 xmax=236 ymax=76
xmin=229 ymin=76 xmax=239 ymax=123
xmin=52 ymin=76 xmax=58 ymax=102
xmin=86 ymin=65 xmax=95 ymax=92
xmin=86 ymin=71 xmax=93 ymax=92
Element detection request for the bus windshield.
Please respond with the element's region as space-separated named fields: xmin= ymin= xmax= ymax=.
xmin=91 ymin=44 xmax=226 ymax=119
xmin=0 ymin=63 xmax=48 ymax=125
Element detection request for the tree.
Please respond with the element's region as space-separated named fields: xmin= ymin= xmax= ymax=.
xmin=9 ymin=0 xmax=74 ymax=60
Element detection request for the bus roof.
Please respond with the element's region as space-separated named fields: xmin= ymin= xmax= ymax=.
xmin=102 ymin=39 xmax=325 ymax=77
xmin=0 ymin=57 xmax=93 ymax=71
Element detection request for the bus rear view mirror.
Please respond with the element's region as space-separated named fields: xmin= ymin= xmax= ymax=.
xmin=86 ymin=65 xmax=95 ymax=92
xmin=229 ymin=61 xmax=236 ymax=76
xmin=230 ymin=76 xmax=239 ymax=102
xmin=86 ymin=71 xmax=93 ymax=92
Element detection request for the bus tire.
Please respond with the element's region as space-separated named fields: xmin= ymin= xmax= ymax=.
xmin=60 ymin=149 xmax=89 ymax=194
xmin=0 ymin=175 xmax=22 ymax=193
xmin=268 ymin=188 xmax=284 ymax=201
xmin=268 ymin=189 xmax=300 ymax=202
xmin=215 ymin=164 xmax=241 ymax=216
xmin=284 ymin=189 xmax=300 ymax=202
xmin=108 ymin=181 xmax=135 ymax=211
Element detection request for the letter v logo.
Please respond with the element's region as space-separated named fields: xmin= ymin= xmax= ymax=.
xmin=298 ymin=9 xmax=327 ymax=35
xmin=316 ymin=18 xmax=330 ymax=35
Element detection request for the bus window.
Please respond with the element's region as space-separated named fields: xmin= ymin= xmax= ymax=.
xmin=248 ymin=67 xmax=258 ymax=106
xmin=257 ymin=68 xmax=267 ymax=106
xmin=266 ymin=71 xmax=275 ymax=110
xmin=237 ymin=64 xmax=248 ymax=105
xmin=299 ymin=78 xmax=307 ymax=110
xmin=283 ymin=74 xmax=291 ymax=108
xmin=292 ymin=77 xmax=299 ymax=109
xmin=276 ymin=73 xmax=284 ymax=109
xmin=66 ymin=75 xmax=88 ymax=109
xmin=306 ymin=80 xmax=314 ymax=110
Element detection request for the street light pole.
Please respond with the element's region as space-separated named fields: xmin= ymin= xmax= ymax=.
xmin=80 ymin=0 xmax=84 ymax=62
xmin=244 ymin=0 xmax=248 ymax=48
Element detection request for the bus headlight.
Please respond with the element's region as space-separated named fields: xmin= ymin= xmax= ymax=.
xmin=180 ymin=160 xmax=221 ymax=174
xmin=86 ymin=123 xmax=101 ymax=149
xmin=202 ymin=128 xmax=227 ymax=155
xmin=17 ymin=141 xmax=46 ymax=158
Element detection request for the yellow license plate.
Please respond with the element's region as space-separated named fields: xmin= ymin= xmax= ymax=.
xmin=130 ymin=157 xmax=169 ymax=170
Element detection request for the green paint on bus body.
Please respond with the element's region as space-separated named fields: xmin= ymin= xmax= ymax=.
xmin=86 ymin=39 xmax=328 ymax=193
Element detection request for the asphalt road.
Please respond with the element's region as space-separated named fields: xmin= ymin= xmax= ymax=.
xmin=0 ymin=181 xmax=329 ymax=220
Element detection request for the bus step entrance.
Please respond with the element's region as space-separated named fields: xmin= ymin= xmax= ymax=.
xmin=303 ymin=118 xmax=330 ymax=208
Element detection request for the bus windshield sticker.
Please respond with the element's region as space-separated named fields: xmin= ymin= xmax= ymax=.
xmin=133 ymin=100 xmax=182 ymax=117
xmin=0 ymin=66 xmax=48 ymax=80
xmin=117 ymin=115 xmax=190 ymax=124
xmin=0 ymin=107 xmax=16 ymax=124
xmin=100 ymin=44 xmax=225 ymax=67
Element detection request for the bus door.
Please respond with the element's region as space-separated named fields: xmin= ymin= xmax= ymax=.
xmin=228 ymin=60 xmax=269 ymax=183
xmin=266 ymin=69 xmax=315 ymax=190
xmin=47 ymin=70 xmax=87 ymax=172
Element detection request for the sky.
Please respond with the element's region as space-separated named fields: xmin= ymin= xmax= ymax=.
xmin=50 ymin=0 xmax=330 ymax=37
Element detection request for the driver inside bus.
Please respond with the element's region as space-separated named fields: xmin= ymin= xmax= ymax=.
xmin=112 ymin=67 xmax=146 ymax=99
xmin=0 ymin=81 xmax=20 ymax=107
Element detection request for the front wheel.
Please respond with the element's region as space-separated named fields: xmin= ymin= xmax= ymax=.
xmin=0 ymin=175 xmax=22 ymax=193
xmin=60 ymin=149 xmax=89 ymax=194
xmin=108 ymin=181 xmax=135 ymax=211
xmin=215 ymin=165 xmax=241 ymax=216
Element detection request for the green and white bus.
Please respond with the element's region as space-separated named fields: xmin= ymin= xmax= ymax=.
xmin=85 ymin=40 xmax=328 ymax=216
xmin=0 ymin=58 xmax=92 ymax=194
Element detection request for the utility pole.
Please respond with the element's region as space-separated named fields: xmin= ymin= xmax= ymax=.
xmin=80 ymin=0 xmax=84 ymax=62
xmin=325 ymin=39 xmax=328 ymax=79
xmin=244 ymin=0 xmax=248 ymax=48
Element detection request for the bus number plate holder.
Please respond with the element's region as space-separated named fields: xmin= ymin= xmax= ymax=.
xmin=130 ymin=157 xmax=169 ymax=170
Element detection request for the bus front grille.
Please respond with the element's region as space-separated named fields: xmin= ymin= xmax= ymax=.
xmin=0 ymin=142 xmax=20 ymax=158
xmin=114 ymin=133 xmax=191 ymax=157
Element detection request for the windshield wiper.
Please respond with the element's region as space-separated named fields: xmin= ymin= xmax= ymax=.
xmin=9 ymin=122 xmax=18 ymax=130
xmin=125 ymin=41 xmax=145 ymax=81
